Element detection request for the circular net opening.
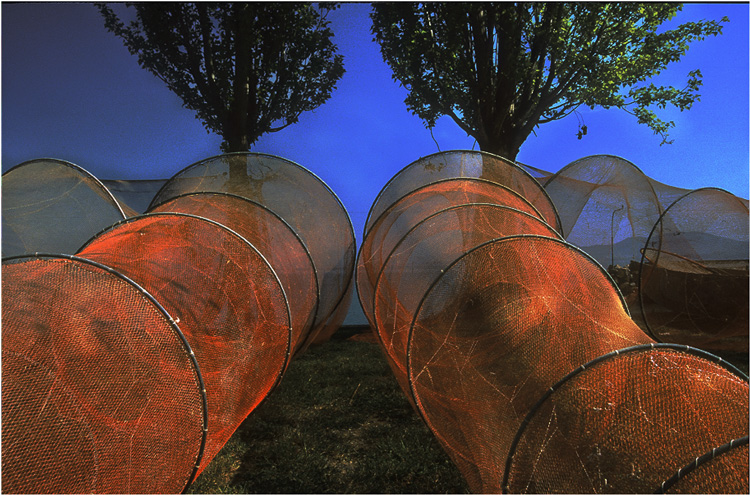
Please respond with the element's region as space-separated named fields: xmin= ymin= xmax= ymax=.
xmin=365 ymin=150 xmax=561 ymax=236
xmin=639 ymin=188 xmax=749 ymax=353
xmin=1 ymin=255 xmax=206 ymax=494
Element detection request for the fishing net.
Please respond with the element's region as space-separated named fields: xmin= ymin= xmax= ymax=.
xmin=2 ymin=152 xmax=354 ymax=492
xmin=1 ymin=255 xmax=206 ymax=494
xmin=149 ymin=192 xmax=318 ymax=353
xmin=148 ymin=152 xmax=355 ymax=340
xmin=407 ymin=236 xmax=654 ymax=491
xmin=76 ymin=213 xmax=292 ymax=476
xmin=359 ymin=151 xmax=749 ymax=493
xmin=357 ymin=178 xmax=548 ymax=326
xmin=639 ymin=188 xmax=749 ymax=354
xmin=658 ymin=438 xmax=749 ymax=494
xmin=543 ymin=155 xmax=666 ymax=266
xmin=364 ymin=150 xmax=562 ymax=236
xmin=373 ymin=206 xmax=562 ymax=402
xmin=1 ymin=159 xmax=126 ymax=257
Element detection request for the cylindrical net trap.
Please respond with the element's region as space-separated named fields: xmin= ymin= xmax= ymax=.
xmin=357 ymin=152 xmax=749 ymax=494
xmin=1 ymin=255 xmax=207 ymax=494
xmin=77 ymin=213 xmax=292 ymax=476
xmin=2 ymin=152 xmax=356 ymax=491
xmin=406 ymin=236 xmax=655 ymax=491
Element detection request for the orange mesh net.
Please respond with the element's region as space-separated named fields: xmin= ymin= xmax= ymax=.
xmin=358 ymin=150 xmax=749 ymax=493
xmin=1 ymin=159 xmax=126 ymax=257
xmin=408 ymin=236 xmax=654 ymax=491
xmin=503 ymin=345 xmax=748 ymax=494
xmin=373 ymin=206 xmax=562 ymax=402
xmin=76 ymin=213 xmax=292 ymax=476
xmin=357 ymin=177 xmax=549 ymax=327
xmin=148 ymin=192 xmax=318 ymax=353
xmin=658 ymin=439 xmax=749 ymax=494
xmin=639 ymin=187 xmax=749 ymax=354
xmin=148 ymin=152 xmax=356 ymax=339
xmin=4 ymin=149 xmax=746 ymax=492
xmin=1 ymin=255 xmax=206 ymax=494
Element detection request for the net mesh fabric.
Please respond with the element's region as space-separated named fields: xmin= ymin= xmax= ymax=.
xmin=543 ymin=155 xmax=666 ymax=266
xmin=1 ymin=159 xmax=125 ymax=257
xmin=1 ymin=256 xmax=205 ymax=494
xmin=373 ymin=206 xmax=562 ymax=402
xmin=407 ymin=236 xmax=652 ymax=492
xmin=76 ymin=213 xmax=291 ymax=475
xmin=147 ymin=152 xmax=355 ymax=337
xmin=149 ymin=193 xmax=318 ymax=353
xmin=639 ymin=188 xmax=749 ymax=353
xmin=357 ymin=178 xmax=548 ymax=326
xmin=365 ymin=150 xmax=562 ymax=235
xmin=505 ymin=347 xmax=749 ymax=493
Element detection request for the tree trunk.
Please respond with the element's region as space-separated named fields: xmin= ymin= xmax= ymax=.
xmin=225 ymin=3 xmax=252 ymax=193
xmin=477 ymin=137 xmax=521 ymax=162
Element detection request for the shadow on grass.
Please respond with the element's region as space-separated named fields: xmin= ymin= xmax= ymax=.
xmin=188 ymin=327 xmax=469 ymax=494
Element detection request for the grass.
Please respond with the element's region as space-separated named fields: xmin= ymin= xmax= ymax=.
xmin=187 ymin=327 xmax=469 ymax=494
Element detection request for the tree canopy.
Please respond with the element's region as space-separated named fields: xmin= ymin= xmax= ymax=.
xmin=98 ymin=2 xmax=344 ymax=152
xmin=371 ymin=3 xmax=726 ymax=160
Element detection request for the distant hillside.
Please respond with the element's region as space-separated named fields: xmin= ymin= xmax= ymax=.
xmin=576 ymin=232 xmax=748 ymax=268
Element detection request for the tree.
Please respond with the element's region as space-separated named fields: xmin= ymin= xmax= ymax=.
xmin=371 ymin=3 xmax=726 ymax=160
xmin=98 ymin=2 xmax=345 ymax=152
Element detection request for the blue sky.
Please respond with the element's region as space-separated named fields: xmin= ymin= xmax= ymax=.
xmin=2 ymin=2 xmax=748 ymax=240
